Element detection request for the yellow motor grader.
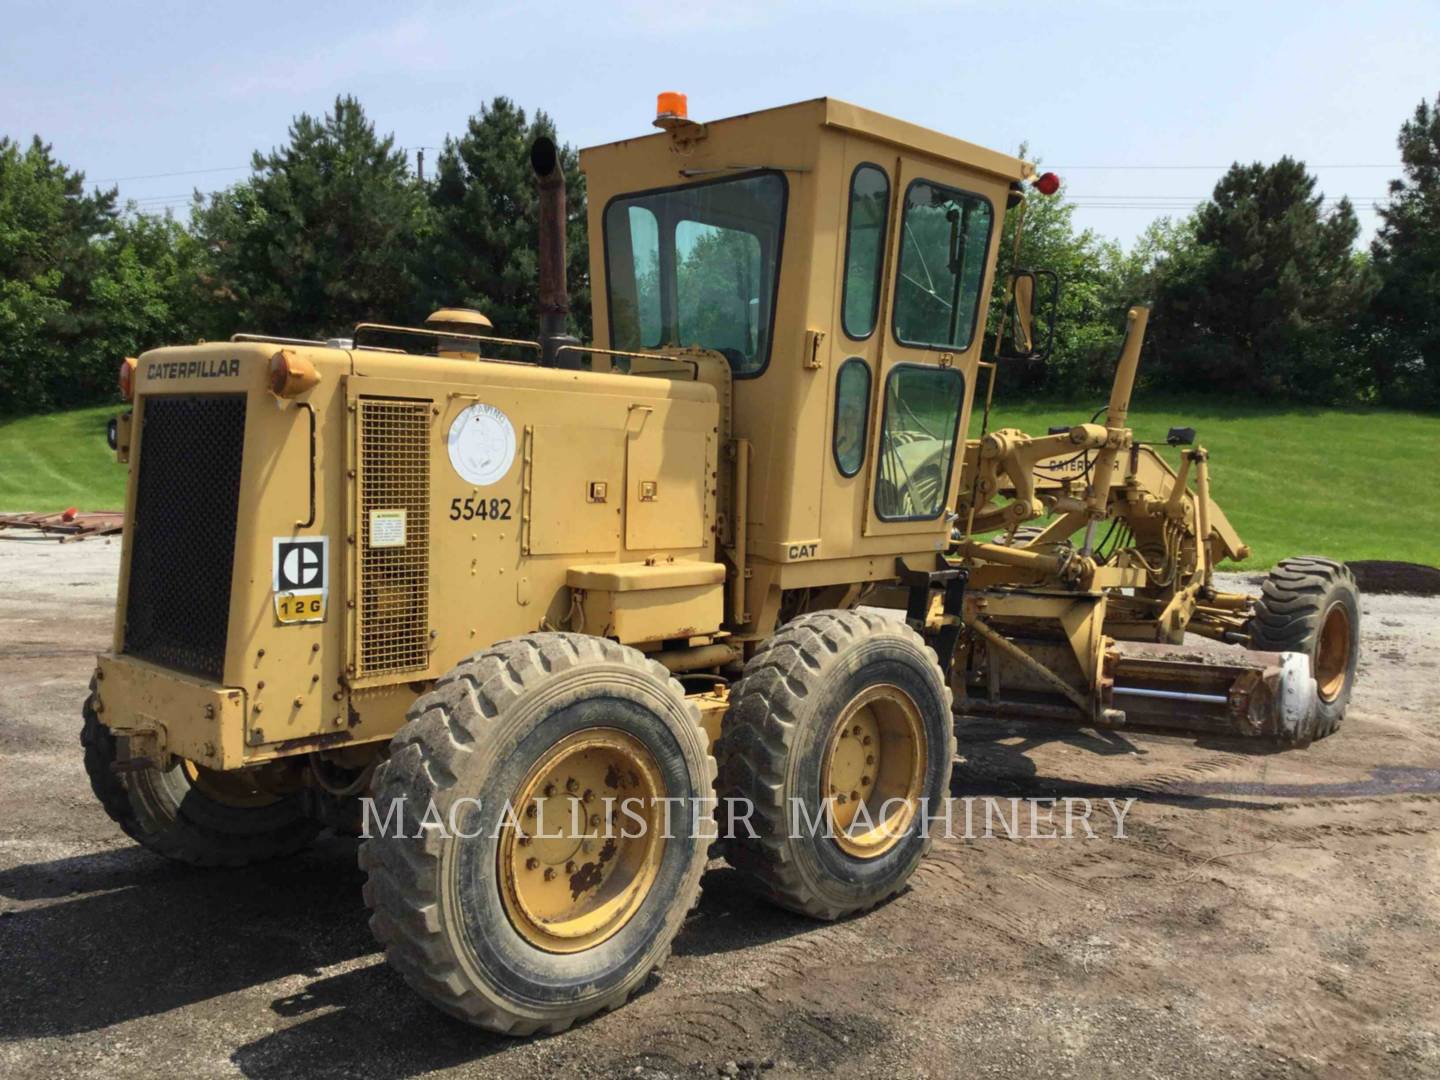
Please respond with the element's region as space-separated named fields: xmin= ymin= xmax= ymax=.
xmin=88 ymin=95 xmax=1360 ymax=1033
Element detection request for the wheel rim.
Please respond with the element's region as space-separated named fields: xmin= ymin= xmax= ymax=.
xmin=498 ymin=728 xmax=666 ymax=953
xmin=1315 ymin=602 xmax=1353 ymax=703
xmin=819 ymin=684 xmax=927 ymax=859
xmin=181 ymin=759 xmax=279 ymax=807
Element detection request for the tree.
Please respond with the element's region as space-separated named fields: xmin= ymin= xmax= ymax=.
xmin=424 ymin=98 xmax=590 ymax=340
xmin=191 ymin=95 xmax=429 ymax=340
xmin=1369 ymin=92 xmax=1440 ymax=407
xmin=87 ymin=212 xmax=205 ymax=377
xmin=0 ymin=136 xmax=127 ymax=410
xmin=987 ymin=157 xmax=1132 ymax=398
xmin=1147 ymin=157 xmax=1374 ymax=400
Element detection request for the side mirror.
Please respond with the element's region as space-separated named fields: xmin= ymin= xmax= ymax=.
xmin=106 ymin=417 xmax=119 ymax=451
xmin=998 ymin=268 xmax=1060 ymax=361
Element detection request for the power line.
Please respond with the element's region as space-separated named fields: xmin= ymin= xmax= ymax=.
xmin=97 ymin=146 xmax=442 ymax=185
xmin=1069 ymin=203 xmax=1383 ymax=211
xmin=1051 ymin=163 xmax=1400 ymax=170
xmin=1065 ymin=193 xmax=1387 ymax=199
xmin=93 ymin=164 xmax=251 ymax=183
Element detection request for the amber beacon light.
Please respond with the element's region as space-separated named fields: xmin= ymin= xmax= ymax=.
xmin=268 ymin=349 xmax=321 ymax=397
xmin=654 ymin=91 xmax=689 ymax=129
xmin=118 ymin=356 xmax=137 ymax=401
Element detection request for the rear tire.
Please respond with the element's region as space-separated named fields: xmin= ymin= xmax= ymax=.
xmin=716 ymin=610 xmax=954 ymax=920
xmin=1247 ymin=557 xmax=1361 ymax=738
xmin=81 ymin=681 xmax=319 ymax=866
xmin=359 ymin=633 xmax=714 ymax=1035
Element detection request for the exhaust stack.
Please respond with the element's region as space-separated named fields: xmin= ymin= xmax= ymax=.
xmin=530 ymin=136 xmax=579 ymax=368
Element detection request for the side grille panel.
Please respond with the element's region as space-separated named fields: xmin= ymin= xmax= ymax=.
xmin=123 ymin=395 xmax=246 ymax=680
xmin=357 ymin=398 xmax=431 ymax=677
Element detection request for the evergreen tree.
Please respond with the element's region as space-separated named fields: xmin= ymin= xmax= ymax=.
xmin=191 ymin=95 xmax=428 ymax=340
xmin=1149 ymin=157 xmax=1373 ymax=399
xmin=424 ymin=98 xmax=590 ymax=340
xmin=1369 ymin=92 xmax=1440 ymax=407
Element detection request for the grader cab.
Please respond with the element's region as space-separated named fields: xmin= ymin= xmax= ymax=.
xmin=88 ymin=95 xmax=1360 ymax=1033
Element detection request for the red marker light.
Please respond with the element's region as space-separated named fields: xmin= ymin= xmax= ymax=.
xmin=62 ymin=507 xmax=78 ymax=522
xmin=1034 ymin=172 xmax=1061 ymax=196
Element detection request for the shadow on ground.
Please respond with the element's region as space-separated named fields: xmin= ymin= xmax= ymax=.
xmin=0 ymin=832 xmax=827 ymax=1078
xmin=4 ymin=719 xmax=1428 ymax=1077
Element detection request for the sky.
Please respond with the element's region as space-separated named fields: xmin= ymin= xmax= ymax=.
xmin=3 ymin=0 xmax=1437 ymax=248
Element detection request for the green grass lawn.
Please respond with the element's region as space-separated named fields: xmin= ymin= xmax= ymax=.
xmin=2 ymin=398 xmax=1436 ymax=569
xmin=0 ymin=405 xmax=128 ymax=512
xmin=974 ymin=395 xmax=1440 ymax=569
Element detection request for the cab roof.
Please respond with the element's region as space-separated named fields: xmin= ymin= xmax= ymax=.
xmin=580 ymin=96 xmax=1033 ymax=184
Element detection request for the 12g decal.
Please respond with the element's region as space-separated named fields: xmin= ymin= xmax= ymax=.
xmin=449 ymin=496 xmax=512 ymax=522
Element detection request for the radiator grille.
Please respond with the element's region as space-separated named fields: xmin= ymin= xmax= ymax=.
xmin=357 ymin=398 xmax=431 ymax=677
xmin=123 ymin=394 xmax=246 ymax=680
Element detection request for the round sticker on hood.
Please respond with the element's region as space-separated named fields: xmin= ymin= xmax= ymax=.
xmin=447 ymin=404 xmax=516 ymax=487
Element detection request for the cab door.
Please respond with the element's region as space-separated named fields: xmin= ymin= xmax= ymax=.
xmin=818 ymin=142 xmax=895 ymax=559
xmin=861 ymin=154 xmax=1007 ymax=539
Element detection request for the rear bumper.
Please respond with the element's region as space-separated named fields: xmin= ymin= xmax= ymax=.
xmin=93 ymin=654 xmax=248 ymax=770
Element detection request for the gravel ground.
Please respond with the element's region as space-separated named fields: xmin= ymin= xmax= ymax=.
xmin=1 ymin=539 xmax=1438 ymax=1079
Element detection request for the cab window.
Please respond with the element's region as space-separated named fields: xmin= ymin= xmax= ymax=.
xmin=875 ymin=364 xmax=965 ymax=521
xmin=841 ymin=164 xmax=889 ymax=339
xmin=832 ymin=358 xmax=871 ymax=477
xmin=603 ymin=172 xmax=787 ymax=377
xmin=893 ymin=180 xmax=993 ymax=351
xmin=624 ymin=206 xmax=662 ymax=347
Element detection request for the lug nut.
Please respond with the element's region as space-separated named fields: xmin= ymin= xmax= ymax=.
xmin=852 ymin=725 xmax=862 ymax=736
xmin=866 ymin=754 xmax=875 ymax=765
xmin=526 ymin=857 xmax=539 ymax=871
xmin=582 ymin=788 xmax=594 ymax=803
xmin=565 ymin=861 xmax=576 ymax=873
xmin=851 ymin=790 xmax=860 ymax=802
xmin=543 ymin=783 xmax=555 ymax=797
xmin=589 ymin=814 xmax=601 ymax=827
xmin=543 ymin=868 xmax=556 ymax=881
xmin=861 ymin=775 xmax=872 ymax=785
xmin=566 ymin=778 xmax=578 ymax=794
xmin=862 ymin=735 xmax=872 ymax=746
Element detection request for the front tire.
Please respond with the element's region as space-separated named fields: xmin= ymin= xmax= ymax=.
xmin=359 ymin=633 xmax=714 ymax=1035
xmin=1248 ymin=557 xmax=1361 ymax=738
xmin=716 ymin=610 xmax=955 ymax=920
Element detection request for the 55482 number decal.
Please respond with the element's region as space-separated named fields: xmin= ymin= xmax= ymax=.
xmin=449 ymin=496 xmax=512 ymax=522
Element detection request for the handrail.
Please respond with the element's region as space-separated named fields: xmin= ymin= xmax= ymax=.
xmin=231 ymin=333 xmax=330 ymax=346
xmin=554 ymin=344 xmax=697 ymax=379
xmin=351 ymin=323 xmax=543 ymax=352
xmin=554 ymin=344 xmax=682 ymax=364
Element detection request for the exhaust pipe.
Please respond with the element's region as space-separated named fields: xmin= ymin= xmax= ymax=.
xmin=530 ymin=136 xmax=579 ymax=368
